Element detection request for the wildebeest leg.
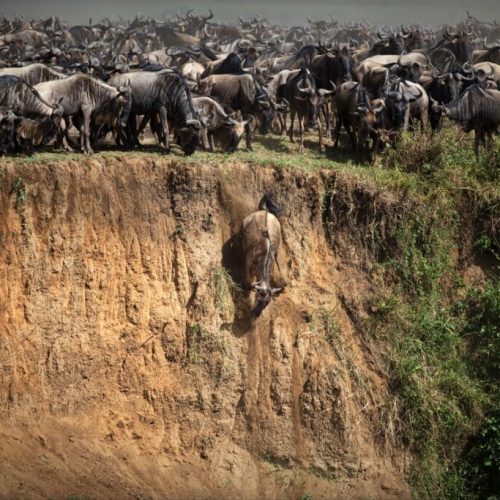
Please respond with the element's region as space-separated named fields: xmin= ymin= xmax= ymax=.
xmin=200 ymin=128 xmax=210 ymax=151
xmin=242 ymin=111 xmax=252 ymax=151
xmin=123 ymin=113 xmax=137 ymax=149
xmin=208 ymin=132 xmax=215 ymax=152
xmin=80 ymin=106 xmax=94 ymax=155
xmin=150 ymin=113 xmax=167 ymax=147
xmin=333 ymin=116 xmax=342 ymax=150
xmin=317 ymin=116 xmax=325 ymax=153
xmin=279 ymin=112 xmax=286 ymax=136
xmin=298 ymin=113 xmax=304 ymax=154
xmin=348 ymin=125 xmax=357 ymax=152
xmin=403 ymin=108 xmax=410 ymax=132
xmin=486 ymin=131 xmax=493 ymax=152
xmin=370 ymin=134 xmax=379 ymax=162
xmin=421 ymin=109 xmax=429 ymax=130
xmin=474 ymin=129 xmax=481 ymax=159
xmin=322 ymin=102 xmax=330 ymax=137
xmin=58 ymin=117 xmax=73 ymax=152
xmin=289 ymin=110 xmax=295 ymax=143
xmin=157 ymin=106 xmax=170 ymax=153
xmin=78 ymin=119 xmax=85 ymax=153
xmin=136 ymin=113 xmax=150 ymax=139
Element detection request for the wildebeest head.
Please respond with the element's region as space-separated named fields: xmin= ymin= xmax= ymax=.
xmin=395 ymin=58 xmax=424 ymax=83
xmin=115 ymin=81 xmax=132 ymax=127
xmin=223 ymin=116 xmax=251 ymax=153
xmin=296 ymin=72 xmax=334 ymax=124
xmin=255 ymin=90 xmax=274 ymax=134
xmin=384 ymin=87 xmax=418 ymax=129
xmin=333 ymin=46 xmax=352 ymax=83
xmin=177 ymin=118 xmax=202 ymax=155
xmin=50 ymin=96 xmax=65 ymax=125
xmin=251 ymin=280 xmax=284 ymax=317
xmin=196 ymin=78 xmax=214 ymax=96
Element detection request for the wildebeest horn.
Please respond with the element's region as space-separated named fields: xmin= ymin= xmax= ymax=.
xmin=202 ymin=9 xmax=213 ymax=21
xmin=462 ymin=62 xmax=473 ymax=74
xmin=386 ymin=90 xmax=402 ymax=101
xmin=445 ymin=26 xmax=456 ymax=38
xmin=463 ymin=25 xmax=473 ymax=36
xmin=251 ymin=281 xmax=266 ymax=292
xmin=403 ymin=92 xmax=417 ymax=102
xmin=271 ymin=286 xmax=285 ymax=296
xmin=186 ymin=119 xmax=201 ymax=128
xmin=377 ymin=29 xmax=386 ymax=39
xmin=478 ymin=64 xmax=494 ymax=77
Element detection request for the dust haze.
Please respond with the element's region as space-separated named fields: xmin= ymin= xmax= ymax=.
xmin=1 ymin=0 xmax=498 ymax=26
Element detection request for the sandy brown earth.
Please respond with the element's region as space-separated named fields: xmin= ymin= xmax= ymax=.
xmin=0 ymin=156 xmax=411 ymax=499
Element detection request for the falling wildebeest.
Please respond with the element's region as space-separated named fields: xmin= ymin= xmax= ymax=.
xmin=242 ymin=194 xmax=285 ymax=318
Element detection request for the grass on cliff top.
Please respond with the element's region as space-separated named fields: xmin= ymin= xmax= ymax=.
xmin=3 ymin=122 xmax=498 ymax=197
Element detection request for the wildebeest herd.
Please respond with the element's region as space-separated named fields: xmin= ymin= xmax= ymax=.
xmin=0 ymin=10 xmax=499 ymax=158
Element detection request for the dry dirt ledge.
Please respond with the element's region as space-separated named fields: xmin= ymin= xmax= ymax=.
xmin=0 ymin=157 xmax=410 ymax=499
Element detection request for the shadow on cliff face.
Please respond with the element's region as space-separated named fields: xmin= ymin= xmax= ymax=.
xmin=221 ymin=231 xmax=254 ymax=337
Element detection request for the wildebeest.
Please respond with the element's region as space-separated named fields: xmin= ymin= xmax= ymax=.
xmin=387 ymin=79 xmax=429 ymax=130
xmin=13 ymin=100 xmax=64 ymax=153
xmin=380 ymin=79 xmax=422 ymax=131
xmin=443 ymin=84 xmax=500 ymax=157
xmin=199 ymin=73 xmax=272 ymax=150
xmin=0 ymin=107 xmax=17 ymax=154
xmin=34 ymin=73 xmax=132 ymax=154
xmin=424 ymin=71 xmax=470 ymax=129
xmin=277 ymin=68 xmax=334 ymax=152
xmin=242 ymin=194 xmax=285 ymax=318
xmin=108 ymin=70 xmax=202 ymax=155
xmin=258 ymin=45 xmax=323 ymax=75
xmin=333 ymin=81 xmax=373 ymax=152
xmin=192 ymin=95 xmax=249 ymax=152
xmin=0 ymin=63 xmax=66 ymax=84
xmin=0 ymin=75 xmax=56 ymax=117
xmin=199 ymin=52 xmax=249 ymax=79
xmin=309 ymin=47 xmax=353 ymax=90
xmin=369 ymin=30 xmax=406 ymax=56
xmin=472 ymin=62 xmax=500 ymax=87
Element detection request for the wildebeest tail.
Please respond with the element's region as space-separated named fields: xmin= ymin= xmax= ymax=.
xmin=258 ymin=194 xmax=282 ymax=217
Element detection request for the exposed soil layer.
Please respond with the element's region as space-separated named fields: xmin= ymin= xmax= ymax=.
xmin=0 ymin=157 xmax=413 ymax=499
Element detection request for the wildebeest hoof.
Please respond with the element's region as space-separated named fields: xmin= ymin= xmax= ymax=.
xmin=246 ymin=146 xmax=253 ymax=152
xmin=320 ymin=145 xmax=326 ymax=153
xmin=164 ymin=147 xmax=171 ymax=154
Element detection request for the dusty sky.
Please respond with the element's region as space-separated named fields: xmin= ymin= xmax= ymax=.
xmin=0 ymin=0 xmax=498 ymax=27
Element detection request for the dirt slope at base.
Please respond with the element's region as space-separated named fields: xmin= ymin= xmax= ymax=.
xmin=0 ymin=157 xmax=410 ymax=499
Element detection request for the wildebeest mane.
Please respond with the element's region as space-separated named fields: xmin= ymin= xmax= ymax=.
xmin=157 ymin=71 xmax=199 ymax=126
xmin=0 ymin=75 xmax=55 ymax=116
xmin=446 ymin=84 xmax=500 ymax=123
xmin=258 ymin=194 xmax=282 ymax=217
xmin=66 ymin=75 xmax=118 ymax=108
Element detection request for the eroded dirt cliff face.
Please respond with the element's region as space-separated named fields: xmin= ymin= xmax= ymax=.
xmin=0 ymin=157 xmax=409 ymax=499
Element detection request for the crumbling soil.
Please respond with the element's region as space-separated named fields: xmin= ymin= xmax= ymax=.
xmin=0 ymin=156 xmax=411 ymax=499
